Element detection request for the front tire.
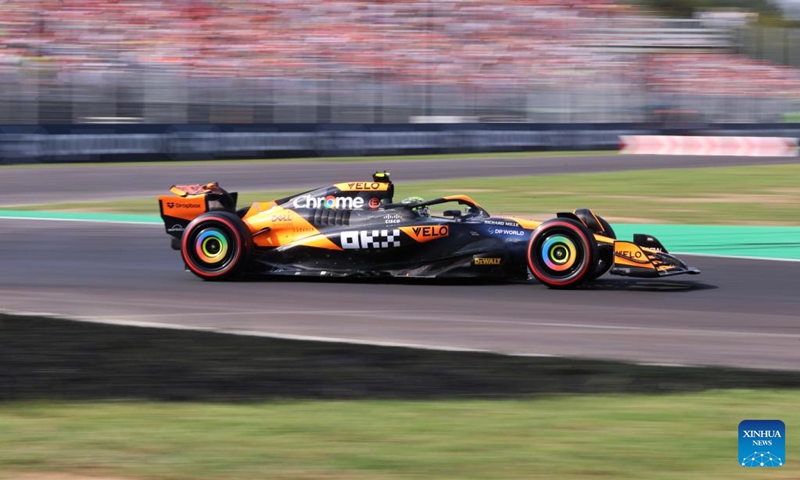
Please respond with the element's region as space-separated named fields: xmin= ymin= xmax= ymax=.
xmin=181 ymin=212 xmax=251 ymax=280
xmin=527 ymin=218 xmax=597 ymax=289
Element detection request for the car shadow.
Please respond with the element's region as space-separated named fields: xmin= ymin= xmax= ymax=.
xmin=237 ymin=273 xmax=510 ymax=287
xmin=577 ymin=278 xmax=718 ymax=292
xmin=237 ymin=273 xmax=717 ymax=292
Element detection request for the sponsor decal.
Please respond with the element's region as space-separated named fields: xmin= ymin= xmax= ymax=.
xmin=484 ymin=219 xmax=520 ymax=227
xmin=739 ymin=420 xmax=785 ymax=467
xmin=617 ymin=250 xmax=644 ymax=259
xmin=490 ymin=228 xmax=525 ymax=236
xmin=167 ymin=224 xmax=185 ymax=233
xmin=474 ymin=257 xmax=502 ymax=266
xmin=166 ymin=201 xmax=202 ymax=209
xmin=401 ymin=225 xmax=449 ymax=243
xmin=368 ymin=197 xmax=381 ymax=209
xmin=341 ymin=229 xmax=401 ymax=249
xmin=271 ymin=214 xmax=293 ymax=222
xmin=292 ymin=194 xmax=365 ymax=210
xmin=383 ymin=213 xmax=403 ymax=224
xmin=347 ymin=182 xmax=382 ymax=190
xmin=162 ymin=199 xmax=205 ymax=219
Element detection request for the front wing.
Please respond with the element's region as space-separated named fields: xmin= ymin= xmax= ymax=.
xmin=610 ymin=237 xmax=700 ymax=278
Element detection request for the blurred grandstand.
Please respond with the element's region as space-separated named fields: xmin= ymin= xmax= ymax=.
xmin=1 ymin=0 xmax=800 ymax=124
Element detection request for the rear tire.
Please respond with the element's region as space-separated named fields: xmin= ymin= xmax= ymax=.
xmin=181 ymin=212 xmax=251 ymax=280
xmin=527 ymin=218 xmax=597 ymax=289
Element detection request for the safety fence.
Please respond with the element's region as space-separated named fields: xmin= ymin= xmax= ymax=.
xmin=2 ymin=123 xmax=800 ymax=165
xmin=0 ymin=124 xmax=645 ymax=164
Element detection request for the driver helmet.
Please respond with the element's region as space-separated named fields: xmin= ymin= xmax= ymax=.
xmin=401 ymin=196 xmax=430 ymax=217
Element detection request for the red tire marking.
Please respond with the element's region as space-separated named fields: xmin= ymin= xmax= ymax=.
xmin=527 ymin=220 xmax=592 ymax=287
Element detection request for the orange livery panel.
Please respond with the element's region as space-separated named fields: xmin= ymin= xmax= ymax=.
xmin=159 ymin=195 xmax=207 ymax=222
xmin=400 ymin=225 xmax=450 ymax=243
xmin=243 ymin=206 xmax=332 ymax=248
xmin=613 ymin=241 xmax=653 ymax=265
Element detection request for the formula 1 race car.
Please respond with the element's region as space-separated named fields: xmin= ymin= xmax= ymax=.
xmin=158 ymin=172 xmax=699 ymax=288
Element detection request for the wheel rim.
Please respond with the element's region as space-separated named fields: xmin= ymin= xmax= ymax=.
xmin=196 ymin=228 xmax=230 ymax=264
xmin=541 ymin=234 xmax=579 ymax=273
xmin=186 ymin=225 xmax=237 ymax=273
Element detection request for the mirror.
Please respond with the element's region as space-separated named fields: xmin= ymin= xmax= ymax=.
xmin=443 ymin=210 xmax=462 ymax=217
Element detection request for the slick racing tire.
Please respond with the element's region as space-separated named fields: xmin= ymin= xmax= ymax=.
xmin=527 ymin=218 xmax=597 ymax=289
xmin=181 ymin=212 xmax=252 ymax=280
xmin=592 ymin=216 xmax=616 ymax=280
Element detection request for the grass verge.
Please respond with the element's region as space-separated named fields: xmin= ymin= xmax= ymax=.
xmin=1 ymin=314 xmax=799 ymax=479
xmin=10 ymin=164 xmax=800 ymax=225
xmin=1 ymin=392 xmax=798 ymax=480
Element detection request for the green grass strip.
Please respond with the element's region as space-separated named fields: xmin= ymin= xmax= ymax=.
xmin=0 ymin=391 xmax=797 ymax=479
xmin=612 ymin=224 xmax=800 ymax=260
xmin=8 ymin=164 xmax=800 ymax=225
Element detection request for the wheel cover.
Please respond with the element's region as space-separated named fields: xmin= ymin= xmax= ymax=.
xmin=195 ymin=228 xmax=231 ymax=265
xmin=541 ymin=234 xmax=579 ymax=273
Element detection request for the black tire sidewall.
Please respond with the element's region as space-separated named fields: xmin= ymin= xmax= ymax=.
xmin=181 ymin=213 xmax=248 ymax=280
xmin=527 ymin=219 xmax=596 ymax=288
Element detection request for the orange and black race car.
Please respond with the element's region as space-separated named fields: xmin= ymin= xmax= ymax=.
xmin=158 ymin=172 xmax=699 ymax=288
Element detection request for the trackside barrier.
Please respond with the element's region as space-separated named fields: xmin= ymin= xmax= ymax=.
xmin=0 ymin=125 xmax=640 ymax=164
xmin=3 ymin=124 xmax=800 ymax=164
xmin=619 ymin=135 xmax=799 ymax=157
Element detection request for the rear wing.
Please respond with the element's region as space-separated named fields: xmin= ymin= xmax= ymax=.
xmin=158 ymin=182 xmax=238 ymax=238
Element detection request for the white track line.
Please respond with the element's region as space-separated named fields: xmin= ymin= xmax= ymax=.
xmin=4 ymin=309 xmax=794 ymax=372
xmin=2 ymin=310 xmax=713 ymax=369
xmin=0 ymin=311 xmax=730 ymax=370
xmin=3 ymin=311 xmax=493 ymax=354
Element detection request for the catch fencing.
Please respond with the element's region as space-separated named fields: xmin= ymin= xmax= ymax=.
xmin=0 ymin=69 xmax=797 ymax=126
xmin=0 ymin=124 xmax=648 ymax=164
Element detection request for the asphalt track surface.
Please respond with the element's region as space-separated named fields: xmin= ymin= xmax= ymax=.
xmin=3 ymin=153 xmax=800 ymax=206
xmin=2 ymin=154 xmax=799 ymax=370
xmin=2 ymin=218 xmax=799 ymax=370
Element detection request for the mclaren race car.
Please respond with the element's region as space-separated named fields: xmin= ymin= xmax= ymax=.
xmin=158 ymin=172 xmax=699 ymax=288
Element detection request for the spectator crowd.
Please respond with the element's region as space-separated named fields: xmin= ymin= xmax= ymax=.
xmin=1 ymin=0 xmax=799 ymax=97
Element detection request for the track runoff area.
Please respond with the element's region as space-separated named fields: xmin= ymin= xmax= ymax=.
xmin=1 ymin=152 xmax=799 ymax=371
